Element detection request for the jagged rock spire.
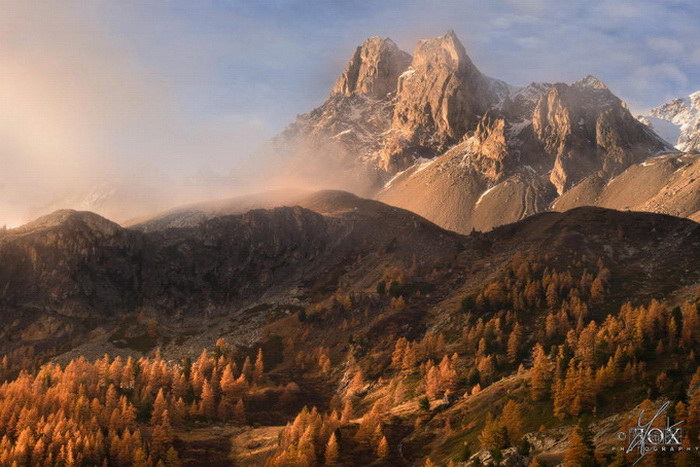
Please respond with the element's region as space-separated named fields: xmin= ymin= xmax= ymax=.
xmin=381 ymin=31 xmax=496 ymax=171
xmin=332 ymin=37 xmax=411 ymax=99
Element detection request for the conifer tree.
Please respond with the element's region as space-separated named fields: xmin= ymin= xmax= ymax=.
xmin=199 ymin=379 xmax=216 ymax=420
xmin=254 ymin=349 xmax=265 ymax=384
xmin=500 ymin=400 xmax=524 ymax=444
xmin=325 ymin=432 xmax=340 ymax=465
xmin=507 ymin=323 xmax=524 ymax=364
xmin=530 ymin=344 xmax=552 ymax=400
xmin=479 ymin=413 xmax=506 ymax=451
xmin=233 ymin=398 xmax=246 ymax=424
xmin=563 ymin=424 xmax=595 ymax=467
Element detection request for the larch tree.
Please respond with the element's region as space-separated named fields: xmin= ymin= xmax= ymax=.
xmin=500 ymin=400 xmax=524 ymax=444
xmin=563 ymin=424 xmax=595 ymax=467
xmin=254 ymin=349 xmax=265 ymax=384
xmin=507 ymin=323 xmax=524 ymax=364
xmin=199 ymin=379 xmax=217 ymax=420
xmin=377 ymin=435 xmax=390 ymax=459
xmin=530 ymin=344 xmax=552 ymax=401
xmin=325 ymin=431 xmax=340 ymax=465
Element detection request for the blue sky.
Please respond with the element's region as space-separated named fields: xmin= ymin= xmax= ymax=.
xmin=0 ymin=0 xmax=698 ymax=224
xmin=101 ymin=0 xmax=700 ymax=128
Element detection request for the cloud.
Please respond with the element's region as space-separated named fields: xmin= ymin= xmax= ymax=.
xmin=0 ymin=1 xmax=271 ymax=226
xmin=598 ymin=1 xmax=642 ymax=19
xmin=630 ymin=63 xmax=689 ymax=100
xmin=690 ymin=48 xmax=700 ymax=65
xmin=504 ymin=0 xmax=549 ymax=12
xmin=492 ymin=14 xmax=540 ymax=29
xmin=515 ymin=36 xmax=545 ymax=49
xmin=647 ymin=37 xmax=684 ymax=57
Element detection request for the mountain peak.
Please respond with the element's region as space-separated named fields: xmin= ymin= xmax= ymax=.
xmin=331 ymin=36 xmax=411 ymax=99
xmin=573 ymin=74 xmax=609 ymax=90
xmin=12 ymin=209 xmax=122 ymax=237
xmin=412 ymin=30 xmax=472 ymax=72
xmin=380 ymin=31 xmax=494 ymax=171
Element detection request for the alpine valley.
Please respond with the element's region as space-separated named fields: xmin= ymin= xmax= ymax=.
xmin=0 ymin=31 xmax=699 ymax=467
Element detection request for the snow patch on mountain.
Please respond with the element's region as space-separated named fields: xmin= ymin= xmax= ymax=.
xmin=640 ymin=91 xmax=700 ymax=152
xmin=475 ymin=185 xmax=497 ymax=205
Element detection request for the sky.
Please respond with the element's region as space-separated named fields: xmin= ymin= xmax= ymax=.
xmin=0 ymin=0 xmax=698 ymax=225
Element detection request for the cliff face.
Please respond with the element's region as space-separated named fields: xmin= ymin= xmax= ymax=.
xmin=268 ymin=39 xmax=410 ymax=194
xmin=276 ymin=31 xmax=499 ymax=182
xmin=331 ymin=37 xmax=411 ymax=99
xmin=532 ymin=77 xmax=669 ymax=193
xmin=379 ymin=31 xmax=497 ymax=171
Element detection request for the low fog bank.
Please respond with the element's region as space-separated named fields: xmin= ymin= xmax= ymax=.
xmin=6 ymin=135 xmax=380 ymax=229
xmin=0 ymin=2 xmax=378 ymax=228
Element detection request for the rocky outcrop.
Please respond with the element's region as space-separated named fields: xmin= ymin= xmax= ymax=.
xmin=469 ymin=447 xmax=528 ymax=466
xmin=331 ymin=37 xmax=411 ymax=99
xmin=466 ymin=112 xmax=511 ymax=180
xmin=532 ymin=76 xmax=669 ymax=193
xmin=267 ymin=39 xmax=411 ymax=195
xmin=377 ymin=74 xmax=672 ymax=232
xmin=380 ymin=31 xmax=495 ymax=171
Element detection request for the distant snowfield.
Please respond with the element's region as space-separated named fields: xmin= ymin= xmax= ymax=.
xmin=643 ymin=116 xmax=682 ymax=147
xmin=640 ymin=90 xmax=700 ymax=152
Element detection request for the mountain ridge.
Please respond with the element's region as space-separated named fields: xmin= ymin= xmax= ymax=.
xmin=274 ymin=30 xmax=682 ymax=233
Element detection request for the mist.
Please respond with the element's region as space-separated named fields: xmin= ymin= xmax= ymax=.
xmin=0 ymin=0 xmax=371 ymax=229
xmin=0 ymin=2 xmax=274 ymax=227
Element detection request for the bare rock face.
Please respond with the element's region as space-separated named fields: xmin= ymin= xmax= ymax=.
xmin=466 ymin=112 xmax=510 ymax=180
xmin=265 ymin=38 xmax=412 ymax=195
xmin=332 ymin=37 xmax=411 ymax=99
xmin=380 ymin=31 xmax=495 ymax=171
xmin=376 ymin=74 xmax=672 ymax=233
xmin=276 ymin=92 xmax=393 ymax=184
xmin=552 ymin=152 xmax=700 ymax=221
xmin=532 ymin=76 xmax=669 ymax=193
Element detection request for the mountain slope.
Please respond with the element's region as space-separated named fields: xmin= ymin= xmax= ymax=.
xmin=0 ymin=191 xmax=463 ymax=357
xmin=1 ymin=194 xmax=699 ymax=466
xmin=379 ymin=31 xmax=500 ymax=172
xmin=375 ymin=75 xmax=672 ymax=233
xmin=4 ymin=191 xmax=699 ymax=360
xmin=553 ymin=152 xmax=700 ymax=221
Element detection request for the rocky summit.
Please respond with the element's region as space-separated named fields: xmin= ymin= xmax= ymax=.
xmin=380 ymin=31 xmax=498 ymax=172
xmin=331 ymin=37 xmax=411 ymax=99
xmin=271 ymin=31 xmax=697 ymax=234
